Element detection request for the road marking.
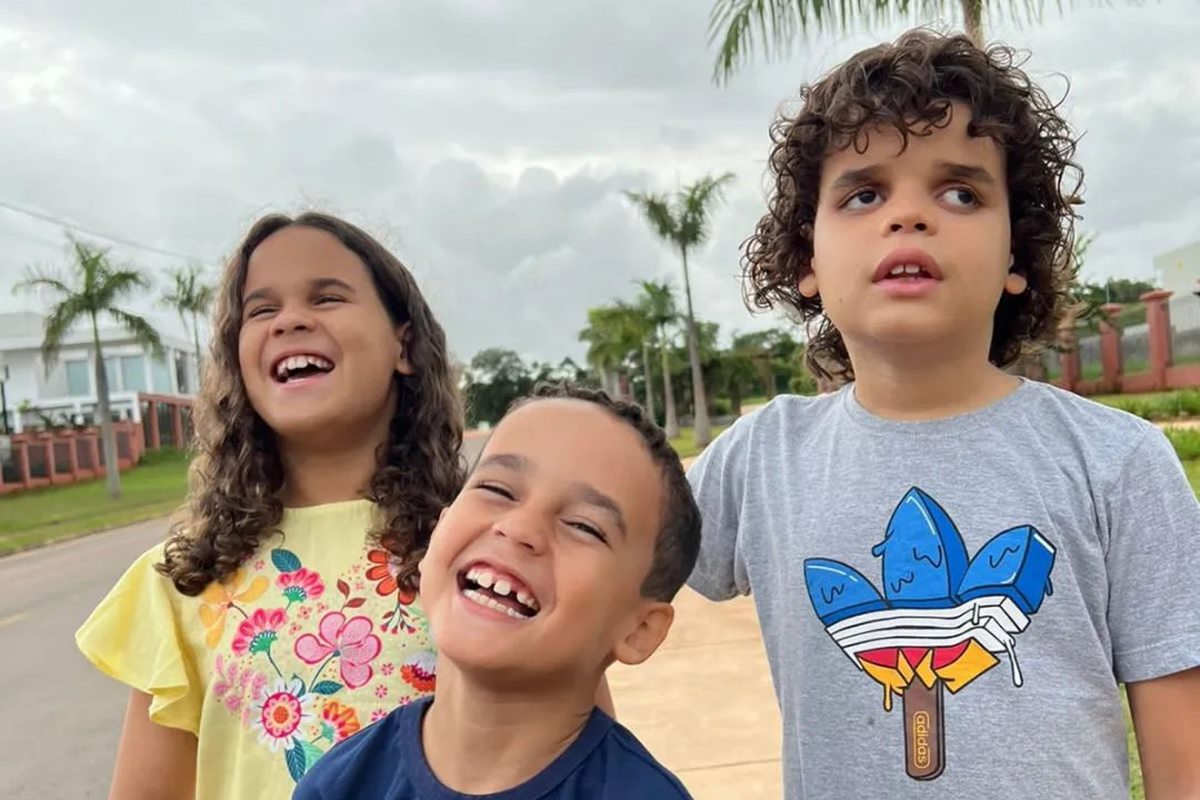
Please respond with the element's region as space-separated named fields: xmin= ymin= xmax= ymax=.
xmin=0 ymin=611 xmax=29 ymax=630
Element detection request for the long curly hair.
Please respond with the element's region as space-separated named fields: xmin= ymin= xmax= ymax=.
xmin=159 ymin=212 xmax=465 ymax=596
xmin=743 ymin=29 xmax=1084 ymax=380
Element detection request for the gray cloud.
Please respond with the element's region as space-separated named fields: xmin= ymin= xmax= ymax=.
xmin=1 ymin=0 xmax=1198 ymax=362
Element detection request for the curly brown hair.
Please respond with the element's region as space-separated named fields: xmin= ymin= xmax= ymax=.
xmin=159 ymin=212 xmax=465 ymax=596
xmin=743 ymin=29 xmax=1084 ymax=380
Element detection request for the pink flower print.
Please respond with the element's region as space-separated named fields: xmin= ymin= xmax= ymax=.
xmin=278 ymin=568 xmax=325 ymax=605
xmin=295 ymin=612 xmax=382 ymax=689
xmin=371 ymin=708 xmax=388 ymax=723
xmin=299 ymin=605 xmax=313 ymax=620
xmin=380 ymin=663 xmax=395 ymax=677
xmin=288 ymin=623 xmax=302 ymax=636
xmin=231 ymin=608 xmax=287 ymax=656
xmin=254 ymin=559 xmax=266 ymax=571
xmin=255 ymin=678 xmax=315 ymax=751
xmin=374 ymin=684 xmax=388 ymax=699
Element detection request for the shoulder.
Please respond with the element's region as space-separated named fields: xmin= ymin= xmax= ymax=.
xmin=594 ymin=723 xmax=693 ymax=798
xmin=1017 ymin=381 xmax=1165 ymax=470
xmin=691 ymin=391 xmax=838 ymax=472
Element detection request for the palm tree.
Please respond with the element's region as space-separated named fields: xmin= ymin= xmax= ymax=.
xmin=638 ymin=280 xmax=682 ymax=438
xmin=625 ymin=173 xmax=735 ymax=447
xmin=708 ymin=0 xmax=1120 ymax=83
xmin=18 ymin=239 xmax=162 ymax=499
xmin=161 ymin=264 xmax=215 ymax=384
xmin=580 ymin=304 xmax=642 ymax=399
xmin=624 ymin=303 xmax=658 ymax=425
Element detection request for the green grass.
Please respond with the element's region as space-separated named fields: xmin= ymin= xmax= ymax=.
xmin=668 ymin=425 xmax=729 ymax=460
xmin=1094 ymin=389 xmax=1200 ymax=421
xmin=0 ymin=448 xmax=189 ymax=555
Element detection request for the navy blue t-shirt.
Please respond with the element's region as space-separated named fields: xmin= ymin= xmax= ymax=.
xmin=293 ymin=697 xmax=692 ymax=799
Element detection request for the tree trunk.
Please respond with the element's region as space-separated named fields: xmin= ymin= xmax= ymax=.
xmin=660 ymin=336 xmax=680 ymax=439
xmin=679 ymin=247 xmax=711 ymax=448
xmin=641 ymin=340 xmax=656 ymax=423
xmin=960 ymin=0 xmax=984 ymax=45
xmin=730 ymin=379 xmax=743 ymax=417
xmin=757 ymin=359 xmax=776 ymax=399
xmin=191 ymin=310 xmax=204 ymax=387
xmin=92 ymin=314 xmax=121 ymax=499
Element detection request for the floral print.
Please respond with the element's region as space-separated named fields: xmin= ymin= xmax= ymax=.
xmin=200 ymin=541 xmax=435 ymax=784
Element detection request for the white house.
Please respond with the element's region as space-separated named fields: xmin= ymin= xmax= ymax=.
xmin=1153 ymin=241 xmax=1200 ymax=298
xmin=0 ymin=311 xmax=199 ymax=434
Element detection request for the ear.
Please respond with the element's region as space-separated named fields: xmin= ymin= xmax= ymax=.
xmin=1004 ymin=270 xmax=1028 ymax=296
xmin=612 ymin=601 xmax=674 ymax=667
xmin=797 ymin=266 xmax=820 ymax=299
xmin=394 ymin=322 xmax=416 ymax=376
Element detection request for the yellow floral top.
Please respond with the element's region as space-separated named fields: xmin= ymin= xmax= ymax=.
xmin=76 ymin=500 xmax=436 ymax=800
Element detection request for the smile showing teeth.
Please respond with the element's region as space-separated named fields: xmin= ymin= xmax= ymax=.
xmin=463 ymin=564 xmax=540 ymax=617
xmin=886 ymin=264 xmax=932 ymax=278
xmin=274 ymin=354 xmax=335 ymax=381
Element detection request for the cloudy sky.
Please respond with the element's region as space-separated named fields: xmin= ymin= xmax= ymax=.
xmin=1 ymin=0 xmax=1197 ymax=364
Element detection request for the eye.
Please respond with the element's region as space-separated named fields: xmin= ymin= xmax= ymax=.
xmin=475 ymin=482 xmax=515 ymax=501
xmin=941 ymin=186 xmax=979 ymax=208
xmin=842 ymin=188 xmax=884 ymax=211
xmin=245 ymin=305 xmax=275 ymax=319
xmin=566 ymin=520 xmax=608 ymax=543
xmin=314 ymin=294 xmax=345 ymax=306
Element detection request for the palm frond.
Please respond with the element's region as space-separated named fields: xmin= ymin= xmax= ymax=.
xmin=39 ymin=294 xmax=90 ymax=369
xmin=623 ymin=191 xmax=680 ymax=242
xmin=14 ymin=269 xmax=74 ymax=298
xmin=93 ymin=268 xmax=151 ymax=311
xmin=678 ymin=172 xmax=736 ymax=248
xmin=109 ymin=308 xmax=164 ymax=357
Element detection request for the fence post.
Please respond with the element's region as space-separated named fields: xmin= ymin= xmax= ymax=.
xmin=1098 ymin=303 xmax=1124 ymax=393
xmin=148 ymin=399 xmax=161 ymax=450
xmin=1057 ymin=324 xmax=1081 ymax=393
xmin=1142 ymin=290 xmax=1175 ymax=391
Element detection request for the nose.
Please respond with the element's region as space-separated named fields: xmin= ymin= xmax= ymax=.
xmin=883 ymin=190 xmax=936 ymax=236
xmin=491 ymin=512 xmax=549 ymax=556
xmin=270 ymin=303 xmax=316 ymax=337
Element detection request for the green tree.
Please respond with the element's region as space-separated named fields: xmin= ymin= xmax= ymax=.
xmin=18 ymin=239 xmax=162 ymax=498
xmin=625 ymin=173 xmax=735 ymax=448
xmin=638 ymin=280 xmax=682 ymax=437
xmin=579 ymin=303 xmax=644 ymax=400
xmin=161 ymin=264 xmax=215 ymax=383
xmin=708 ymin=0 xmax=1123 ymax=83
xmin=463 ymin=348 xmax=534 ymax=426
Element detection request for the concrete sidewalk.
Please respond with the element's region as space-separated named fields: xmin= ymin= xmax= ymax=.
xmin=607 ymin=589 xmax=782 ymax=798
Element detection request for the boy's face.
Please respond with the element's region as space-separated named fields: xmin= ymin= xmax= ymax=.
xmin=805 ymin=103 xmax=1027 ymax=358
xmin=418 ymin=399 xmax=673 ymax=686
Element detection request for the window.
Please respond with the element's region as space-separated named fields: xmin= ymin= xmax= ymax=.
xmin=121 ymin=355 xmax=147 ymax=392
xmin=152 ymin=355 xmax=173 ymax=393
xmin=104 ymin=357 xmax=120 ymax=391
xmin=66 ymin=360 xmax=91 ymax=396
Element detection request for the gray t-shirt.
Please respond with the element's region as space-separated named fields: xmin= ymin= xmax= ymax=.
xmin=687 ymin=380 xmax=1200 ymax=799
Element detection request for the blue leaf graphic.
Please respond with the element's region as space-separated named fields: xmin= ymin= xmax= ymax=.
xmin=272 ymin=548 xmax=302 ymax=574
xmin=311 ymin=681 xmax=343 ymax=695
xmin=285 ymin=741 xmax=307 ymax=780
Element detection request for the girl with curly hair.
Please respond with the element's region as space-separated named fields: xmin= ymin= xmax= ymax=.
xmin=77 ymin=212 xmax=464 ymax=799
xmin=688 ymin=30 xmax=1200 ymax=799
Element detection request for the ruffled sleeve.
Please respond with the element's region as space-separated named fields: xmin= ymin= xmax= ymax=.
xmin=76 ymin=544 xmax=203 ymax=734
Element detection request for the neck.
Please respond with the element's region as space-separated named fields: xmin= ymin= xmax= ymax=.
xmin=845 ymin=336 xmax=1021 ymax=421
xmin=421 ymin=662 xmax=598 ymax=794
xmin=277 ymin=414 xmax=392 ymax=507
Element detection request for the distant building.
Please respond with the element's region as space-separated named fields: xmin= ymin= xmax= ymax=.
xmin=0 ymin=311 xmax=198 ymax=434
xmin=1153 ymin=241 xmax=1200 ymax=298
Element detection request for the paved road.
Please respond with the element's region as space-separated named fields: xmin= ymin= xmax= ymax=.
xmin=0 ymin=434 xmax=488 ymax=800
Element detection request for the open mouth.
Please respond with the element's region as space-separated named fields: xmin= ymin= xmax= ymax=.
xmin=271 ymin=354 xmax=335 ymax=384
xmin=457 ymin=563 xmax=540 ymax=620
xmin=879 ymin=264 xmax=937 ymax=282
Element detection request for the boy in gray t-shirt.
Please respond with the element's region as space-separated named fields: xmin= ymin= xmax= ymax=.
xmin=688 ymin=30 xmax=1200 ymax=800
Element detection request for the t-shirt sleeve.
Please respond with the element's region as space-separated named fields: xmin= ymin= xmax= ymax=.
xmin=686 ymin=417 xmax=752 ymax=601
xmin=1105 ymin=426 xmax=1200 ymax=683
xmin=75 ymin=544 xmax=203 ymax=734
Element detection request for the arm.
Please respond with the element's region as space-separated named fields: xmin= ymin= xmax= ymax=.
xmin=1128 ymin=668 xmax=1200 ymax=800
xmin=109 ymin=690 xmax=197 ymax=800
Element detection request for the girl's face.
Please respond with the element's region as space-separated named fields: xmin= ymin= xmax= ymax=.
xmin=237 ymin=225 xmax=413 ymax=446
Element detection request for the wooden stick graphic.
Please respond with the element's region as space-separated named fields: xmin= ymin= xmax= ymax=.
xmin=903 ymin=679 xmax=945 ymax=780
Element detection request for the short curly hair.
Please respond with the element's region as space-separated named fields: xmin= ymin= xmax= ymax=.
xmin=743 ymin=29 xmax=1084 ymax=380
xmin=507 ymin=383 xmax=701 ymax=603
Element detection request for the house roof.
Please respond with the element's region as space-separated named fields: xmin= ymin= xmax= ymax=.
xmin=0 ymin=311 xmax=194 ymax=354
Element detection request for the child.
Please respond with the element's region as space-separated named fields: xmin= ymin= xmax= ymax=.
xmin=688 ymin=30 xmax=1200 ymax=800
xmin=76 ymin=211 xmax=465 ymax=800
xmin=295 ymin=385 xmax=699 ymax=799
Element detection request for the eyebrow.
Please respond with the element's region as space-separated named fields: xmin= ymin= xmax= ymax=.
xmin=474 ymin=452 xmax=629 ymax=539
xmin=243 ymin=277 xmax=358 ymax=306
xmin=826 ymin=160 xmax=998 ymax=194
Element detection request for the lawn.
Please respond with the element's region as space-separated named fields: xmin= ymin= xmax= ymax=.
xmin=1094 ymin=389 xmax=1200 ymax=421
xmin=0 ymin=448 xmax=190 ymax=555
xmin=668 ymin=425 xmax=729 ymax=460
